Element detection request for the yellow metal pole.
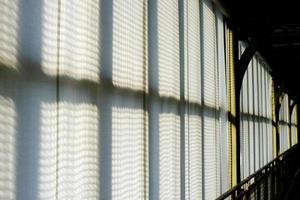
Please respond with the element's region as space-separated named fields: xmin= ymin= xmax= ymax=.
xmin=227 ymin=29 xmax=237 ymax=187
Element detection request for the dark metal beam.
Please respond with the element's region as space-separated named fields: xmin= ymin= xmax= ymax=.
xmin=233 ymin=32 xmax=257 ymax=185
xmin=236 ymin=41 xmax=257 ymax=92
xmin=275 ymin=88 xmax=284 ymax=156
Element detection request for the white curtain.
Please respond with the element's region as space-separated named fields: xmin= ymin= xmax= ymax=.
xmin=156 ymin=1 xmax=181 ymax=199
xmin=184 ymin=0 xmax=229 ymax=199
xmin=202 ymin=1 xmax=219 ymax=198
xmin=291 ymin=105 xmax=298 ymax=146
xmin=279 ymin=95 xmax=290 ymax=154
xmin=216 ymin=9 xmax=230 ymax=195
xmin=184 ymin=0 xmax=202 ymax=199
xmin=239 ymin=46 xmax=273 ymax=179
xmin=0 ymin=0 xmax=229 ymax=199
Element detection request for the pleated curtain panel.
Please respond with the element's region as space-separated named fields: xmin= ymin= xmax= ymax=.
xmin=291 ymin=105 xmax=298 ymax=146
xmin=279 ymin=95 xmax=290 ymax=154
xmin=239 ymin=42 xmax=274 ymax=180
xmin=0 ymin=0 xmax=230 ymax=199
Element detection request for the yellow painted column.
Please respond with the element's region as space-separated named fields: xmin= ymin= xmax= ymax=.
xmin=227 ymin=29 xmax=237 ymax=187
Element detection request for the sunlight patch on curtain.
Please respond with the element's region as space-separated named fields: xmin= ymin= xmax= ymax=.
xmin=184 ymin=115 xmax=202 ymax=199
xmin=42 ymin=0 xmax=100 ymax=82
xmin=159 ymin=113 xmax=180 ymax=200
xmin=39 ymin=102 xmax=99 ymax=200
xmin=0 ymin=0 xmax=19 ymax=69
xmin=157 ymin=0 xmax=180 ymax=99
xmin=184 ymin=0 xmax=201 ymax=104
xmin=112 ymin=107 xmax=148 ymax=200
xmin=0 ymin=96 xmax=17 ymax=200
xmin=112 ymin=0 xmax=148 ymax=91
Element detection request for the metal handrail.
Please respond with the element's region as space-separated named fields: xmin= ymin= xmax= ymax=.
xmin=216 ymin=144 xmax=299 ymax=200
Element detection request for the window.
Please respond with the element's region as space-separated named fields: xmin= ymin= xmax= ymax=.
xmin=240 ymin=48 xmax=273 ymax=179
xmin=291 ymin=104 xmax=298 ymax=146
xmin=0 ymin=0 xmax=231 ymax=199
xmin=279 ymin=94 xmax=290 ymax=153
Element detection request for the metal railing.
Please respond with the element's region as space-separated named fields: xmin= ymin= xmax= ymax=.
xmin=216 ymin=144 xmax=300 ymax=200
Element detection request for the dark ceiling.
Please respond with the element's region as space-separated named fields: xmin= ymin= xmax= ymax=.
xmin=220 ymin=0 xmax=300 ymax=99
